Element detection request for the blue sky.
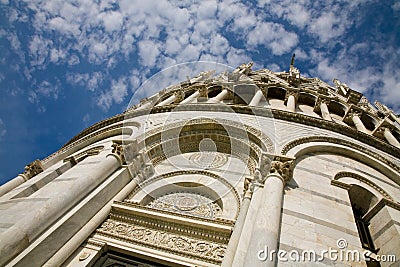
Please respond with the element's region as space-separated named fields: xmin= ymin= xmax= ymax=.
xmin=0 ymin=0 xmax=399 ymax=185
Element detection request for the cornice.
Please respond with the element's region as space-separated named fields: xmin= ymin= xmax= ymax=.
xmin=54 ymin=103 xmax=399 ymax=167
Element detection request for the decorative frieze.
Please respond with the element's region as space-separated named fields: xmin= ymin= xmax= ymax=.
xmin=97 ymin=218 xmax=227 ymax=264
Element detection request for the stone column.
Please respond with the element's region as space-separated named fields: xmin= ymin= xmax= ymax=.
xmin=249 ymin=89 xmax=264 ymax=107
xmin=383 ymin=127 xmax=400 ymax=148
xmin=320 ymin=101 xmax=333 ymax=121
xmin=155 ymin=94 xmax=177 ymax=107
xmin=221 ymin=177 xmax=254 ymax=267
xmin=243 ymin=155 xmax=294 ymax=267
xmin=181 ymin=90 xmax=200 ymax=104
xmin=207 ymin=89 xmax=229 ymax=103
xmin=0 ymin=143 xmax=125 ymax=266
xmin=389 ymin=113 xmax=400 ymax=126
xmin=136 ymin=101 xmax=152 ymax=110
xmin=42 ymin=166 xmax=150 ymax=267
xmin=285 ymin=90 xmax=298 ymax=112
xmin=351 ymin=112 xmax=368 ymax=133
xmin=286 ymin=94 xmax=296 ymax=112
xmin=344 ymin=108 xmax=369 ymax=133
xmin=0 ymin=160 xmax=43 ymax=197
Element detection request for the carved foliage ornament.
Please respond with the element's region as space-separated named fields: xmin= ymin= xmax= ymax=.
xmin=255 ymin=154 xmax=295 ymax=184
xmin=147 ymin=192 xmax=222 ymax=219
xmin=111 ymin=140 xmax=140 ymax=165
xmin=269 ymin=158 xmax=295 ymax=182
xmin=22 ymin=159 xmax=44 ymax=180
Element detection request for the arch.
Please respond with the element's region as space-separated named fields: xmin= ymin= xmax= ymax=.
xmin=361 ymin=113 xmax=379 ymax=131
xmin=207 ymin=85 xmax=226 ymax=98
xmin=266 ymin=86 xmax=286 ymax=100
xmin=42 ymin=124 xmax=136 ymax=168
xmin=135 ymin=118 xmax=275 ymax=174
xmin=297 ymin=92 xmax=317 ymax=106
xmin=281 ymin=136 xmax=400 ymax=185
xmin=329 ymin=100 xmax=347 ymax=117
xmin=333 ymin=171 xmax=393 ymax=201
xmin=126 ymin=170 xmax=241 ymax=221
xmin=64 ymin=145 xmax=105 ymax=163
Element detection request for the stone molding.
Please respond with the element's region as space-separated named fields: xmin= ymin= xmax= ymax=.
xmin=343 ymin=105 xmax=364 ymax=124
xmin=63 ymin=145 xmax=104 ymax=164
xmin=135 ymin=117 xmax=274 ymax=174
xmin=49 ymin=102 xmax=398 ymax=171
xmin=94 ymin=201 xmax=234 ymax=265
xmin=284 ymin=88 xmax=300 ymax=103
xmin=43 ymin=123 xmax=125 ymax=164
xmin=313 ymin=95 xmax=332 ymax=113
xmin=137 ymin=116 xmax=274 ymax=153
xmin=119 ymin=200 xmax=235 ymax=227
xmin=148 ymin=105 xmax=399 ymax=158
xmin=362 ymin=198 xmax=400 ymax=223
xmin=333 ymin=171 xmax=393 ymax=201
xmin=96 ymin=219 xmax=227 ymax=264
xmin=280 ymin=135 xmax=400 ymax=173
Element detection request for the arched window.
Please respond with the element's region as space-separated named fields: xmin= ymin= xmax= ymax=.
xmin=348 ymin=185 xmax=381 ymax=266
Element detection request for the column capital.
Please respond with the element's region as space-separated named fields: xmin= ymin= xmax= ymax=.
xmin=269 ymin=155 xmax=295 ymax=183
xmin=197 ymin=85 xmax=208 ymax=97
xmin=372 ymin=119 xmax=393 ymax=139
xmin=173 ymin=90 xmax=184 ymax=102
xmin=313 ymin=95 xmax=331 ymax=113
xmin=110 ymin=140 xmax=139 ymax=165
xmin=243 ymin=176 xmax=255 ymax=199
xmin=256 ymin=153 xmax=295 ymax=184
xmin=343 ymin=105 xmax=363 ymax=124
xmin=20 ymin=159 xmax=44 ymax=181
xmin=284 ymin=88 xmax=300 ymax=103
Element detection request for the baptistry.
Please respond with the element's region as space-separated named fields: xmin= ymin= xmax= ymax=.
xmin=0 ymin=61 xmax=399 ymax=267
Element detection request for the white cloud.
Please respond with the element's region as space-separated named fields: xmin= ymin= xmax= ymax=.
xmin=36 ymin=80 xmax=60 ymax=100
xmin=82 ymin=113 xmax=91 ymax=127
xmin=29 ymin=35 xmax=53 ymax=68
xmin=50 ymin=48 xmax=67 ymax=63
xmin=309 ymin=11 xmax=347 ymax=43
xmin=68 ymin=54 xmax=80 ymax=65
xmin=66 ymin=72 xmax=103 ymax=92
xmin=247 ymin=22 xmax=298 ymax=55
xmin=48 ymin=17 xmax=80 ymax=36
xmin=138 ymin=40 xmax=161 ymax=67
xmin=87 ymin=72 xmax=104 ymax=91
xmin=97 ymin=76 xmax=128 ymax=111
xmin=66 ymin=73 xmax=90 ymax=87
xmin=100 ymin=11 xmax=123 ymax=32
xmin=5 ymin=0 xmax=397 ymax=113
xmin=392 ymin=2 xmax=400 ymax=11
xmin=0 ymin=119 xmax=6 ymax=140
